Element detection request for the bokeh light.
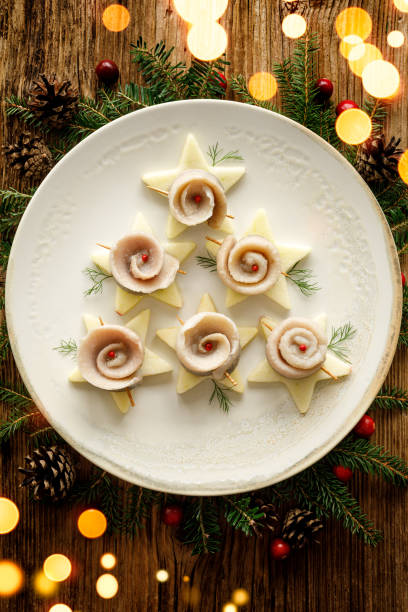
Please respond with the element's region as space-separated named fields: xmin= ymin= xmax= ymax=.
xmin=339 ymin=35 xmax=363 ymax=59
xmin=398 ymin=150 xmax=408 ymax=184
xmin=335 ymin=109 xmax=372 ymax=145
xmin=102 ymin=5 xmax=130 ymax=32
xmin=232 ymin=588 xmax=250 ymax=605
xmin=282 ymin=14 xmax=307 ymax=39
xmin=222 ymin=604 xmax=238 ymax=612
xmin=394 ymin=0 xmax=408 ymax=12
xmin=173 ymin=0 xmax=228 ymax=22
xmin=182 ymin=575 xmax=190 ymax=582
xmin=48 ymin=605 xmax=72 ymax=612
xmin=33 ymin=570 xmax=58 ymax=597
xmin=156 ymin=569 xmax=169 ymax=582
xmin=387 ymin=30 xmax=405 ymax=48
xmin=248 ymin=72 xmax=278 ymax=101
xmin=335 ymin=7 xmax=372 ymax=41
xmin=100 ymin=553 xmax=116 ymax=570
xmin=0 ymin=561 xmax=23 ymax=596
xmin=362 ymin=60 xmax=400 ymax=98
xmin=0 ymin=497 xmax=19 ymax=534
xmin=187 ymin=21 xmax=227 ymax=60
xmin=96 ymin=574 xmax=118 ymax=599
xmin=43 ymin=554 xmax=72 ymax=583
xmin=348 ymin=43 xmax=382 ymax=77
xmin=77 ymin=509 xmax=107 ymax=539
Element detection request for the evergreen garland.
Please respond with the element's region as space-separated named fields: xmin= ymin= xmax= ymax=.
xmin=1 ymin=34 xmax=408 ymax=555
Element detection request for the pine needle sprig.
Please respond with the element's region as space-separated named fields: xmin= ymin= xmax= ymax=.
xmin=29 ymin=426 xmax=62 ymax=448
xmin=183 ymin=498 xmax=222 ymax=554
xmin=74 ymin=469 xmax=123 ymax=532
xmin=0 ymin=188 xmax=36 ymax=236
xmin=114 ymin=83 xmax=159 ymax=112
xmin=230 ymin=74 xmax=279 ymax=111
xmin=399 ymin=285 xmax=408 ymax=347
xmin=209 ymin=380 xmax=233 ymax=413
xmin=285 ymin=264 xmax=320 ymax=296
xmin=372 ymin=386 xmax=408 ymax=411
xmin=195 ymin=252 xmax=217 ymax=271
xmin=207 ymin=142 xmax=244 ymax=165
xmin=362 ymin=97 xmax=387 ymax=134
xmin=83 ymin=266 xmax=112 ymax=296
xmin=123 ymin=486 xmax=160 ymax=536
xmin=223 ymin=495 xmax=264 ymax=535
xmin=185 ymin=57 xmax=229 ymax=99
xmin=5 ymin=95 xmax=50 ymax=131
xmin=0 ymin=382 xmax=32 ymax=410
xmin=328 ymin=322 xmax=356 ymax=362
xmin=53 ymin=339 xmax=78 ymax=358
xmin=0 ymin=405 xmax=40 ymax=445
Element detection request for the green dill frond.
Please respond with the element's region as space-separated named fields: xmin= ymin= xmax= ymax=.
xmin=83 ymin=266 xmax=112 ymax=296
xmin=53 ymin=338 xmax=78 ymax=358
xmin=195 ymin=252 xmax=217 ymax=271
xmin=328 ymin=322 xmax=356 ymax=362
xmin=285 ymin=265 xmax=320 ymax=296
xmin=209 ymin=379 xmax=233 ymax=413
xmin=207 ymin=142 xmax=243 ymax=166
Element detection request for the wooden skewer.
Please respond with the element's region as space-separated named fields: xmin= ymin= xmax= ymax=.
xmin=226 ymin=214 xmax=235 ymax=219
xmin=146 ymin=185 xmax=168 ymax=196
xmin=98 ymin=316 xmax=104 ymax=326
xmin=127 ymin=389 xmax=135 ymax=407
xmin=261 ymin=320 xmax=274 ymax=332
xmin=177 ymin=316 xmax=185 ymax=325
xmin=177 ymin=269 xmax=187 ymax=275
xmin=281 ymin=271 xmax=289 ymax=277
xmin=205 ymin=236 xmax=222 ymax=245
xmin=96 ymin=242 xmax=111 ymax=250
xmin=224 ymin=372 xmax=237 ymax=387
xmin=320 ymin=366 xmax=338 ymax=381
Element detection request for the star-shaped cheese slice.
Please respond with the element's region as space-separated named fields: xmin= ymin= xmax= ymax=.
xmin=90 ymin=212 xmax=196 ymax=315
xmin=68 ymin=309 xmax=172 ymax=414
xmin=156 ymin=293 xmax=257 ymax=395
xmin=205 ymin=208 xmax=311 ymax=310
xmin=248 ymin=315 xmax=352 ymax=414
xmin=142 ymin=134 xmax=245 ymax=239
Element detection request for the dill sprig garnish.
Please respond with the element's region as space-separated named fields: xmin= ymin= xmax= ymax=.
xmin=209 ymin=380 xmax=233 ymax=413
xmin=83 ymin=265 xmax=112 ymax=296
xmin=195 ymin=252 xmax=217 ymax=272
xmin=285 ymin=264 xmax=320 ymax=296
xmin=53 ymin=338 xmax=78 ymax=358
xmin=328 ymin=322 xmax=356 ymax=363
xmin=207 ymin=142 xmax=244 ymax=166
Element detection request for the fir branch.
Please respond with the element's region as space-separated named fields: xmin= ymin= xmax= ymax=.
xmin=123 ymin=486 xmax=159 ymax=536
xmin=207 ymin=142 xmax=243 ymax=166
xmin=53 ymin=338 xmax=78 ymax=358
xmin=362 ymin=97 xmax=387 ymax=134
xmin=0 ymin=292 xmax=10 ymax=363
xmin=115 ymin=83 xmax=158 ymax=111
xmin=0 ymin=383 xmax=32 ymax=409
xmin=5 ymin=95 xmax=49 ymax=131
xmin=285 ymin=264 xmax=320 ymax=296
xmin=195 ymin=252 xmax=217 ymax=272
xmin=83 ymin=266 xmax=112 ymax=296
xmin=183 ymin=498 xmax=222 ymax=555
xmin=185 ymin=57 xmax=229 ymax=99
xmin=209 ymin=380 xmax=233 ymax=413
xmin=0 ymin=406 xmax=39 ymax=445
xmin=0 ymin=188 xmax=36 ymax=236
xmin=399 ymin=285 xmax=408 ymax=348
xmin=74 ymin=469 xmax=122 ymax=532
xmin=29 ymin=426 xmax=62 ymax=448
xmin=328 ymin=322 xmax=356 ymax=362
xmin=223 ymin=495 xmax=264 ymax=535
xmin=372 ymin=386 xmax=408 ymax=411
xmin=230 ymin=74 xmax=279 ymax=111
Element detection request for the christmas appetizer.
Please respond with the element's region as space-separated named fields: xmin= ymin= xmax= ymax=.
xmin=156 ymin=293 xmax=257 ymax=410
xmin=248 ymin=315 xmax=354 ymax=414
xmin=202 ymin=209 xmax=317 ymax=309
xmin=87 ymin=212 xmax=196 ymax=315
xmin=65 ymin=309 xmax=172 ymax=413
xmin=142 ymin=134 xmax=245 ymax=239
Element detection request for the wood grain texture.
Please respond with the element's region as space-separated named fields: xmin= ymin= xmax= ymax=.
xmin=1 ymin=1 xmax=407 ymax=610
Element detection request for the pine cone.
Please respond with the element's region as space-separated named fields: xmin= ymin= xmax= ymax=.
xmin=18 ymin=446 xmax=76 ymax=502
xmin=283 ymin=1 xmax=304 ymax=13
xmin=253 ymin=499 xmax=280 ymax=536
xmin=356 ymin=134 xmax=403 ymax=184
xmin=28 ymin=74 xmax=78 ymax=128
xmin=3 ymin=132 xmax=52 ymax=180
xmin=281 ymin=508 xmax=323 ymax=549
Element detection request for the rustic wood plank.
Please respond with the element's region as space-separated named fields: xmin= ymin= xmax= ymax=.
xmin=1 ymin=1 xmax=407 ymax=610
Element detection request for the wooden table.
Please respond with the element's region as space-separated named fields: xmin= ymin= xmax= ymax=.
xmin=1 ymin=1 xmax=407 ymax=610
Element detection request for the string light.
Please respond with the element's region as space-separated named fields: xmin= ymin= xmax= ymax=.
xmin=387 ymin=30 xmax=405 ymax=48
xmin=339 ymin=35 xmax=362 ymax=59
xmin=100 ymin=553 xmax=116 ymax=570
xmin=187 ymin=21 xmax=227 ymax=61
xmin=96 ymin=574 xmax=119 ymax=599
xmin=232 ymin=588 xmax=250 ymax=605
xmin=282 ymin=14 xmax=307 ymax=39
xmin=394 ymin=0 xmax=408 ymax=12
xmin=222 ymin=604 xmax=238 ymax=612
xmin=182 ymin=575 xmax=190 ymax=583
xmin=362 ymin=60 xmax=400 ymax=98
xmin=348 ymin=43 xmax=382 ymax=77
xmin=43 ymin=554 xmax=72 ymax=582
xmin=102 ymin=5 xmax=130 ymax=32
xmin=156 ymin=569 xmax=169 ymax=582
xmin=0 ymin=561 xmax=23 ymax=596
xmin=398 ymin=150 xmax=408 ymax=184
xmin=33 ymin=570 xmax=58 ymax=597
xmin=0 ymin=497 xmax=19 ymax=534
xmin=77 ymin=509 xmax=107 ymax=538
xmin=173 ymin=0 xmax=228 ymax=22
xmin=335 ymin=7 xmax=372 ymax=41
xmin=48 ymin=605 xmax=72 ymax=612
xmin=248 ymin=72 xmax=277 ymax=101
xmin=335 ymin=109 xmax=372 ymax=145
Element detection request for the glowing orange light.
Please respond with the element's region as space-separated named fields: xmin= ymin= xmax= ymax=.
xmin=187 ymin=22 xmax=227 ymax=61
xmin=43 ymin=554 xmax=72 ymax=583
xmin=348 ymin=43 xmax=382 ymax=77
xmin=156 ymin=569 xmax=169 ymax=582
xmin=387 ymin=30 xmax=405 ymax=48
xmin=182 ymin=575 xmax=190 ymax=582
xmin=335 ymin=7 xmax=372 ymax=41
xmin=232 ymin=588 xmax=250 ymax=605
xmin=77 ymin=509 xmax=107 ymax=539
xmin=398 ymin=150 xmax=408 ymax=184
xmin=173 ymin=0 xmax=228 ymax=23
xmin=48 ymin=605 xmax=72 ymax=612
xmin=394 ymin=0 xmax=408 ymax=12
xmin=100 ymin=553 xmax=116 ymax=570
xmin=33 ymin=570 xmax=58 ymax=597
xmin=362 ymin=60 xmax=400 ymax=98
xmin=282 ymin=14 xmax=307 ymax=39
xmin=339 ymin=35 xmax=363 ymax=59
xmin=0 ymin=497 xmax=19 ymax=534
xmin=96 ymin=574 xmax=118 ymax=599
xmin=0 ymin=561 xmax=24 ymax=596
xmin=222 ymin=604 xmax=238 ymax=612
xmin=102 ymin=4 xmax=130 ymax=32
xmin=335 ymin=109 xmax=372 ymax=145
xmin=248 ymin=72 xmax=277 ymax=101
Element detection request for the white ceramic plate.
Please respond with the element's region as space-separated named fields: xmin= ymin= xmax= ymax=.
xmin=6 ymin=100 xmax=401 ymax=495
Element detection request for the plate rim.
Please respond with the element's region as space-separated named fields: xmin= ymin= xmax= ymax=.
xmin=5 ymin=99 xmax=402 ymax=495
